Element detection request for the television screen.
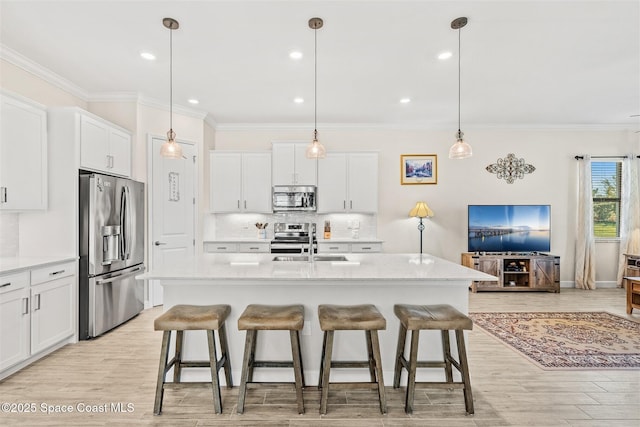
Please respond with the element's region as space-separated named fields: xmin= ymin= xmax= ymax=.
xmin=468 ymin=205 xmax=551 ymax=253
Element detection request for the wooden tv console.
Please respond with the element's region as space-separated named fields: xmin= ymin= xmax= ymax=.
xmin=461 ymin=252 xmax=560 ymax=293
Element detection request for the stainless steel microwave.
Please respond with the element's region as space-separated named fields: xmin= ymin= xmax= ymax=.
xmin=272 ymin=185 xmax=316 ymax=212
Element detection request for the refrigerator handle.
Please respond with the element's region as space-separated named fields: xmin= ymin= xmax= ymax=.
xmin=96 ymin=266 xmax=144 ymax=285
xmin=120 ymin=186 xmax=131 ymax=260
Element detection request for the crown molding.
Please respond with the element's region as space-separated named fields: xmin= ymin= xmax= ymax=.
xmin=214 ymin=122 xmax=635 ymax=132
xmin=204 ymin=114 xmax=218 ymax=129
xmin=0 ymin=44 xmax=89 ymax=101
xmin=136 ymin=95 xmax=207 ymax=120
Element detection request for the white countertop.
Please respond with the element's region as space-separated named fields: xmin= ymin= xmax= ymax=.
xmin=137 ymin=253 xmax=496 ymax=283
xmin=0 ymin=256 xmax=77 ymax=275
xmin=317 ymin=238 xmax=383 ymax=243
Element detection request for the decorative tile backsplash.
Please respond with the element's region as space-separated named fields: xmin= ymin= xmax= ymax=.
xmin=205 ymin=212 xmax=377 ymax=241
xmin=0 ymin=213 xmax=19 ymax=257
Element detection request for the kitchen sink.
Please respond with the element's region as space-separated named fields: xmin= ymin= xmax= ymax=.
xmin=272 ymin=255 xmax=349 ymax=262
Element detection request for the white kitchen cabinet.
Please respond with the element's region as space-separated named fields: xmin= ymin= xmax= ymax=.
xmin=0 ymin=272 xmax=30 ymax=372
xmin=0 ymin=91 xmax=47 ymax=210
xmin=317 ymin=241 xmax=383 ymax=253
xmin=0 ymin=261 xmax=76 ymax=379
xmin=272 ymin=142 xmax=317 ymax=186
xmin=210 ymin=152 xmax=271 ymax=213
xmin=80 ymin=114 xmax=131 ymax=177
xmin=204 ymin=242 xmax=270 ymax=253
xmin=30 ymin=262 xmax=75 ymax=354
xmin=318 ymin=152 xmax=378 ymax=213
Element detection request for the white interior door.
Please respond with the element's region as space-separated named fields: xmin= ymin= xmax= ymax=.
xmin=150 ymin=137 xmax=196 ymax=306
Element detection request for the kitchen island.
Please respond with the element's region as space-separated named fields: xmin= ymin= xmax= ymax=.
xmin=137 ymin=253 xmax=496 ymax=385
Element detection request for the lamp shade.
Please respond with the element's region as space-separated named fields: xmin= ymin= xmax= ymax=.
xmin=408 ymin=201 xmax=434 ymax=218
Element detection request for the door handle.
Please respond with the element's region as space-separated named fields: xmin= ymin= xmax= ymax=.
xmin=154 ymin=241 xmax=167 ymax=246
xmin=34 ymin=294 xmax=41 ymax=311
xmin=1 ymin=187 xmax=7 ymax=203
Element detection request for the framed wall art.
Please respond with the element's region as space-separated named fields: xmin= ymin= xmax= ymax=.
xmin=400 ymin=154 xmax=437 ymax=185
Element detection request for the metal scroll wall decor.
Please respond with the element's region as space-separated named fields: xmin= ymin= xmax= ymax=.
xmin=485 ymin=153 xmax=535 ymax=184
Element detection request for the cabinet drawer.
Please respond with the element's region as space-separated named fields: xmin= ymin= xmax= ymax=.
xmin=0 ymin=271 xmax=29 ymax=295
xmin=318 ymin=243 xmax=349 ymax=253
xmin=351 ymin=243 xmax=382 ymax=253
xmin=237 ymin=243 xmax=270 ymax=253
xmin=204 ymin=243 xmax=238 ymax=253
xmin=31 ymin=262 xmax=75 ymax=286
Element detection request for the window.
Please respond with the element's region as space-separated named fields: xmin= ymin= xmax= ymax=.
xmin=591 ymin=161 xmax=622 ymax=238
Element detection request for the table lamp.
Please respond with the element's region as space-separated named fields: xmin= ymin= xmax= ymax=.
xmin=409 ymin=201 xmax=434 ymax=254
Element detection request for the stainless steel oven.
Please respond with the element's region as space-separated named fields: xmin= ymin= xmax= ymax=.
xmin=270 ymin=223 xmax=317 ymax=254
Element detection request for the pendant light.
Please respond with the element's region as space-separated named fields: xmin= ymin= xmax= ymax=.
xmin=160 ymin=17 xmax=183 ymax=159
xmin=448 ymin=17 xmax=472 ymax=160
xmin=305 ymin=17 xmax=326 ymax=159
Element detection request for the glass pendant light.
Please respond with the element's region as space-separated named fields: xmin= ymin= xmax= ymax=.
xmin=306 ymin=17 xmax=326 ymax=159
xmin=160 ymin=17 xmax=183 ymax=159
xmin=448 ymin=17 xmax=472 ymax=160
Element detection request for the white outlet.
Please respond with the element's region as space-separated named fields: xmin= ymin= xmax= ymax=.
xmin=302 ymin=320 xmax=311 ymax=336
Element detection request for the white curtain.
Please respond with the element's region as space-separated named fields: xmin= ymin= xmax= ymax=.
xmin=617 ymin=155 xmax=640 ymax=286
xmin=575 ymin=155 xmax=596 ymax=289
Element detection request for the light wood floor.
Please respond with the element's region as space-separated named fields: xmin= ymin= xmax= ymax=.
xmin=1 ymin=288 xmax=638 ymax=426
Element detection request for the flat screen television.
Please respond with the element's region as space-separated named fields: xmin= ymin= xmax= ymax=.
xmin=468 ymin=205 xmax=551 ymax=253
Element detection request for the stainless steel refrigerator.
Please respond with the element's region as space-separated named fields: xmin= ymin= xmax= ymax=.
xmin=79 ymin=172 xmax=145 ymax=340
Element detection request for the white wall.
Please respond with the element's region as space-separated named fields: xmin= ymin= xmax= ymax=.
xmin=212 ymin=127 xmax=638 ymax=283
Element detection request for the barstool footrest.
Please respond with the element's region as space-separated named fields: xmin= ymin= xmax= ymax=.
xmin=330 ymin=360 xmax=373 ymax=368
xmin=163 ymin=382 xmax=217 ymax=389
xmin=325 ymin=382 xmax=381 ymax=390
xmin=251 ymin=360 xmax=296 ymax=368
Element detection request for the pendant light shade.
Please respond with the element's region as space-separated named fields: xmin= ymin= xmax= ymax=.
xmin=448 ymin=17 xmax=472 ymax=160
xmin=160 ymin=17 xmax=183 ymax=159
xmin=306 ymin=17 xmax=326 ymax=159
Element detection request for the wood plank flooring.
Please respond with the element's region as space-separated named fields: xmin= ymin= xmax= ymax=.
xmin=0 ymin=288 xmax=638 ymax=426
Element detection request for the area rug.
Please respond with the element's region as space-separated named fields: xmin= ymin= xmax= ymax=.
xmin=469 ymin=312 xmax=640 ymax=370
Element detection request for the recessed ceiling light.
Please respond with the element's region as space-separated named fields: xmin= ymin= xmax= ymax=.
xmin=400 ymin=98 xmax=411 ymax=104
xmin=289 ymin=51 xmax=303 ymax=60
xmin=294 ymin=97 xmax=304 ymax=104
xmin=438 ymin=51 xmax=453 ymax=60
xmin=140 ymin=51 xmax=156 ymax=61
xmin=188 ymin=98 xmax=199 ymax=105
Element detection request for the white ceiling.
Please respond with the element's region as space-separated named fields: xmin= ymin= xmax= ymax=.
xmin=1 ymin=0 xmax=639 ymax=130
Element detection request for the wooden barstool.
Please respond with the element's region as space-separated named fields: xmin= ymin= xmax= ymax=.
xmin=237 ymin=304 xmax=306 ymax=414
xmin=393 ymin=304 xmax=474 ymax=415
xmin=317 ymin=304 xmax=387 ymax=415
xmin=153 ymin=304 xmax=232 ymax=415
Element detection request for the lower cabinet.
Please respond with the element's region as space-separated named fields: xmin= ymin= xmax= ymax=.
xmin=318 ymin=242 xmax=383 ymax=253
xmin=0 ymin=272 xmax=30 ymax=372
xmin=204 ymin=242 xmax=270 ymax=253
xmin=0 ymin=261 xmax=76 ymax=378
xmin=461 ymin=252 xmax=560 ymax=293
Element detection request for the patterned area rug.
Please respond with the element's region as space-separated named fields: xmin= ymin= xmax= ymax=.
xmin=469 ymin=312 xmax=640 ymax=370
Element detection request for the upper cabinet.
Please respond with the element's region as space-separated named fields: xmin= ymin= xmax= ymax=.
xmin=272 ymin=142 xmax=317 ymax=186
xmin=210 ymin=152 xmax=272 ymax=213
xmin=318 ymin=152 xmax=378 ymax=213
xmin=80 ymin=115 xmax=131 ymax=177
xmin=0 ymin=92 xmax=47 ymax=211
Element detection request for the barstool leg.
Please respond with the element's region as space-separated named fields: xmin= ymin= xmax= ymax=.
xmin=289 ymin=330 xmax=305 ymax=414
xmin=206 ymin=330 xmax=223 ymax=414
xmin=455 ymin=330 xmax=474 ymax=415
xmin=296 ymin=329 xmax=306 ymax=387
xmin=237 ymin=329 xmax=256 ymax=414
xmin=173 ymin=330 xmax=184 ymax=382
xmin=441 ymin=329 xmax=454 ymax=383
xmin=369 ymin=330 xmax=387 ymax=414
xmin=365 ymin=330 xmax=376 ymax=382
xmin=247 ymin=328 xmax=258 ymax=382
xmin=393 ymin=323 xmax=408 ymax=388
xmin=405 ymin=329 xmax=420 ymax=414
xmin=318 ymin=330 xmax=328 ymax=389
xmin=319 ymin=331 xmax=334 ymax=415
xmin=218 ymin=323 xmax=233 ymax=388
xmin=154 ymin=330 xmax=171 ymax=415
